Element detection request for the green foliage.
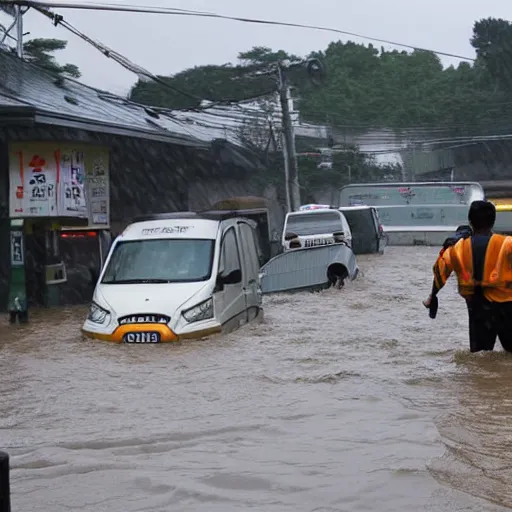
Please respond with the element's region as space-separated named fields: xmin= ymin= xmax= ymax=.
xmin=129 ymin=19 xmax=512 ymax=134
xmin=471 ymin=18 xmax=512 ymax=92
xmin=298 ymin=145 xmax=402 ymax=195
xmin=238 ymin=46 xmax=301 ymax=65
xmin=23 ymin=38 xmax=81 ymax=78
xmin=129 ymin=47 xmax=300 ymax=109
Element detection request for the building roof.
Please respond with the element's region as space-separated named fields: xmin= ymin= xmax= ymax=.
xmin=0 ymin=49 xmax=241 ymax=149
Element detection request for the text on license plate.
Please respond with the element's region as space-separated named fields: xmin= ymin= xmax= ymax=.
xmin=124 ymin=332 xmax=160 ymax=343
xmin=304 ymin=238 xmax=334 ymax=247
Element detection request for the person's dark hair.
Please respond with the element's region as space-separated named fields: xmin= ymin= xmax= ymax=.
xmin=468 ymin=200 xmax=496 ymax=231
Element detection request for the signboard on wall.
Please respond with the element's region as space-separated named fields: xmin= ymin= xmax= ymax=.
xmin=10 ymin=230 xmax=24 ymax=266
xmin=8 ymin=142 xmax=110 ymax=228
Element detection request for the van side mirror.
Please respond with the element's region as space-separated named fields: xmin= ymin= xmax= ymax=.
xmin=222 ymin=268 xmax=242 ymax=285
xmin=284 ymin=232 xmax=298 ymax=241
xmin=333 ymin=231 xmax=346 ymax=243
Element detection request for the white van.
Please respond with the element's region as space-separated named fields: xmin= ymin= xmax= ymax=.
xmin=82 ymin=212 xmax=263 ymax=343
xmin=282 ymin=208 xmax=353 ymax=251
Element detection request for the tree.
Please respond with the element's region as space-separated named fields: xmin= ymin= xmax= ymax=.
xmin=471 ymin=18 xmax=512 ymax=92
xmin=129 ymin=47 xmax=298 ymax=109
xmin=128 ymin=27 xmax=512 ymax=186
xmin=128 ymin=40 xmax=506 ymax=131
xmin=23 ymin=38 xmax=81 ymax=78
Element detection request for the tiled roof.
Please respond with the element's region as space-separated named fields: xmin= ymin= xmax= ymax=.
xmin=0 ymin=49 xmax=230 ymax=148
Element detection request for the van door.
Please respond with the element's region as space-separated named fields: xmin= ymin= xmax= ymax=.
xmin=371 ymin=208 xmax=386 ymax=253
xmin=215 ymin=226 xmax=247 ymax=331
xmin=338 ymin=212 xmax=352 ymax=247
xmin=237 ymin=221 xmax=262 ymax=321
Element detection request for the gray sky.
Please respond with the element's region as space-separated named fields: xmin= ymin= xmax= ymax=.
xmin=2 ymin=0 xmax=512 ymax=96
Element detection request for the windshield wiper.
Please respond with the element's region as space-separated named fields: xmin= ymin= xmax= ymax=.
xmin=102 ymin=278 xmax=171 ymax=284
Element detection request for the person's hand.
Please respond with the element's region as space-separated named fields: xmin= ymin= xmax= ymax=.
xmin=423 ymin=294 xmax=439 ymax=318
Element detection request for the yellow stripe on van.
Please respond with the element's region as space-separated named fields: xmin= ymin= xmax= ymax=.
xmin=489 ymin=197 xmax=512 ymax=212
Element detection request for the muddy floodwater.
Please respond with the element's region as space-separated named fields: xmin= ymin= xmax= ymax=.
xmin=2 ymin=246 xmax=512 ymax=512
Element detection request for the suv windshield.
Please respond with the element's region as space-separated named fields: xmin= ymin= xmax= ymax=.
xmin=101 ymin=239 xmax=215 ymax=284
xmin=286 ymin=211 xmax=344 ymax=236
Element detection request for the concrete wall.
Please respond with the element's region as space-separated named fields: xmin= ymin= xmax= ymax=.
xmin=0 ymin=131 xmax=8 ymax=310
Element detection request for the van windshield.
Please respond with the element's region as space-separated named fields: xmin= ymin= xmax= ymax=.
xmin=101 ymin=239 xmax=215 ymax=284
xmin=286 ymin=211 xmax=344 ymax=236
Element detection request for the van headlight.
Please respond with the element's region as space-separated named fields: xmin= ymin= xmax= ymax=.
xmin=182 ymin=298 xmax=213 ymax=323
xmin=87 ymin=301 xmax=110 ymax=324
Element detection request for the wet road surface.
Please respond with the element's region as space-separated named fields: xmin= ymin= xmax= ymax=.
xmin=1 ymin=246 xmax=512 ymax=511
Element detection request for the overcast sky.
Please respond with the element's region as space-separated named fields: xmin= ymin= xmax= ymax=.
xmin=2 ymin=0 xmax=512 ymax=96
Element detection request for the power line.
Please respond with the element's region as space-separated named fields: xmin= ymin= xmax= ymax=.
xmin=7 ymin=2 xmax=507 ymax=150
xmin=27 ymin=3 xmax=279 ymax=109
xmin=7 ymin=0 xmax=476 ymax=61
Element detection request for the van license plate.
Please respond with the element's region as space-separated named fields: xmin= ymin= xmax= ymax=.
xmin=124 ymin=332 xmax=160 ymax=343
xmin=305 ymin=238 xmax=333 ymax=248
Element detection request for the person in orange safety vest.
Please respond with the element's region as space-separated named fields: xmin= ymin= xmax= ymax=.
xmin=423 ymin=200 xmax=512 ymax=353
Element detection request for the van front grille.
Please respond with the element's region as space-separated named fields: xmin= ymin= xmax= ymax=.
xmin=118 ymin=314 xmax=169 ymax=325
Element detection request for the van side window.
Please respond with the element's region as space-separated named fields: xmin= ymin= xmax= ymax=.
xmin=219 ymin=228 xmax=241 ymax=277
xmin=239 ymin=223 xmax=261 ymax=275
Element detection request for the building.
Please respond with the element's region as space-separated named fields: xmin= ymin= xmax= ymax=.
xmin=0 ymin=49 xmax=273 ymax=313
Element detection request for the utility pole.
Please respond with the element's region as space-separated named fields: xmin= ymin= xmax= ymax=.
xmin=15 ymin=4 xmax=23 ymax=58
xmin=278 ymin=64 xmax=301 ymax=212
xmin=280 ymin=120 xmax=292 ymax=213
xmin=0 ymin=3 xmax=24 ymax=57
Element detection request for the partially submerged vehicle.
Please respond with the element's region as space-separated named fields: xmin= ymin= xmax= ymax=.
xmin=260 ymin=243 xmax=359 ymax=294
xmin=207 ymin=196 xmax=280 ymax=263
xmin=282 ymin=207 xmax=353 ymax=251
xmin=82 ymin=212 xmax=263 ymax=343
xmin=337 ymin=206 xmax=386 ymax=254
xmin=260 ymin=206 xmax=359 ymax=294
xmin=339 ymin=182 xmax=485 ymax=246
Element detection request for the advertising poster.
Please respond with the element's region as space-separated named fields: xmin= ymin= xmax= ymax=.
xmin=8 ymin=142 xmax=110 ymax=227
xmin=85 ymin=153 xmax=110 ymax=227
xmin=58 ymin=149 xmax=87 ymax=216
xmin=9 ymin=151 xmax=58 ymax=216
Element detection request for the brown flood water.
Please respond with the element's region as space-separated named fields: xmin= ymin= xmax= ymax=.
xmin=1 ymin=246 xmax=512 ymax=512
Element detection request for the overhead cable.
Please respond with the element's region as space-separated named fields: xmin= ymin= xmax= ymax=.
xmin=7 ymin=0 xmax=476 ymax=61
xmin=29 ymin=3 xmax=278 ymax=109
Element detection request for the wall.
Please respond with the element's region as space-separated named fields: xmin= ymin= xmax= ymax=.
xmin=1 ymin=124 xmax=266 ymax=309
xmin=413 ymin=141 xmax=512 ymax=182
xmin=0 ymin=130 xmax=8 ymax=310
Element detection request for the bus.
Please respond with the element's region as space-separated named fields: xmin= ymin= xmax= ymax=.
xmin=338 ymin=182 xmax=485 ymax=246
